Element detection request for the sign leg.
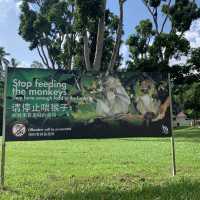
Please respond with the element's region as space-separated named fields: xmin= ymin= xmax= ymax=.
xmin=168 ymin=73 xmax=176 ymax=176
xmin=171 ymin=136 xmax=176 ymax=176
xmin=1 ymin=66 xmax=7 ymax=188
xmin=0 ymin=140 xmax=6 ymax=188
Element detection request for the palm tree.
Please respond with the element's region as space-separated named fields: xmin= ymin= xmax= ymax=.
xmin=0 ymin=47 xmax=9 ymax=68
xmin=9 ymin=58 xmax=20 ymax=68
xmin=0 ymin=47 xmax=9 ymax=80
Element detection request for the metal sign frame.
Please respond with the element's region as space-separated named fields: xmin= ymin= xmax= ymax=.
xmin=168 ymin=73 xmax=176 ymax=176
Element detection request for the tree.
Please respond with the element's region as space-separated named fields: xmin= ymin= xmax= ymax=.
xmin=184 ymin=83 xmax=200 ymax=124
xmin=107 ymin=0 xmax=125 ymax=74
xmin=174 ymin=82 xmax=200 ymax=124
xmin=9 ymin=58 xmax=20 ymax=68
xmin=19 ymin=0 xmax=77 ymax=69
xmin=126 ymin=19 xmax=155 ymax=68
xmin=171 ymin=47 xmax=200 ymax=85
xmin=187 ymin=47 xmax=200 ymax=76
xmin=0 ymin=47 xmax=9 ymax=69
xmin=127 ymin=0 xmax=200 ymax=73
xmin=19 ymin=0 xmax=126 ymax=72
xmin=0 ymin=47 xmax=9 ymax=80
xmin=75 ymin=0 xmax=126 ymax=72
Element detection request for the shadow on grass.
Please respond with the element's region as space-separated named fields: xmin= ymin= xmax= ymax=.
xmin=1 ymin=175 xmax=200 ymax=200
xmin=118 ymin=138 xmax=170 ymax=142
xmin=40 ymin=178 xmax=200 ymax=200
xmin=174 ymin=128 xmax=200 ymax=142
xmin=118 ymin=128 xmax=200 ymax=143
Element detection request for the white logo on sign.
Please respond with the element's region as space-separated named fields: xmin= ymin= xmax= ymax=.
xmin=162 ymin=125 xmax=169 ymax=135
xmin=12 ymin=123 xmax=26 ymax=137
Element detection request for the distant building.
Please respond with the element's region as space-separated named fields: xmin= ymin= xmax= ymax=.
xmin=173 ymin=111 xmax=192 ymax=127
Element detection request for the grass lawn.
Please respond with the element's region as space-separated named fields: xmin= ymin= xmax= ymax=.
xmin=0 ymin=127 xmax=200 ymax=200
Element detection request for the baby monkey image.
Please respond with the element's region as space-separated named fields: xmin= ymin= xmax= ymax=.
xmin=93 ymin=73 xmax=170 ymax=126
xmin=135 ymin=78 xmax=170 ymax=126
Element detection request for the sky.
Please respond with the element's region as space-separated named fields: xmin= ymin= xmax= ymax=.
xmin=0 ymin=0 xmax=200 ymax=67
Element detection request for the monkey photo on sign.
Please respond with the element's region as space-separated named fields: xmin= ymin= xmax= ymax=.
xmin=134 ymin=78 xmax=170 ymax=126
xmin=76 ymin=72 xmax=170 ymax=129
xmin=96 ymin=76 xmax=131 ymax=117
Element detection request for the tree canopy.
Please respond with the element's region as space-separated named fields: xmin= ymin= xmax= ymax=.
xmin=127 ymin=0 xmax=200 ymax=75
xmin=19 ymin=0 xmax=126 ymax=72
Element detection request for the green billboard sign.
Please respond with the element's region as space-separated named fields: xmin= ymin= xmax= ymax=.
xmin=4 ymin=68 xmax=172 ymax=141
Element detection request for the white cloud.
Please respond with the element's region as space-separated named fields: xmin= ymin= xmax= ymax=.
xmin=19 ymin=61 xmax=30 ymax=68
xmin=120 ymin=44 xmax=129 ymax=69
xmin=16 ymin=0 xmax=22 ymax=13
xmin=169 ymin=56 xmax=188 ymax=66
xmin=170 ymin=19 xmax=200 ymax=66
xmin=0 ymin=0 xmax=21 ymax=24
xmin=185 ymin=19 xmax=200 ymax=48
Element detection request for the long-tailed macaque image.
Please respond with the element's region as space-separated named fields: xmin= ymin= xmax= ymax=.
xmin=96 ymin=76 xmax=131 ymax=117
xmin=134 ymin=78 xmax=170 ymax=125
xmin=87 ymin=73 xmax=170 ymax=127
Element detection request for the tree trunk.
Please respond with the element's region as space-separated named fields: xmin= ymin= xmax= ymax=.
xmin=40 ymin=45 xmax=50 ymax=68
xmin=37 ymin=46 xmax=48 ymax=67
xmin=83 ymin=30 xmax=91 ymax=71
xmin=46 ymin=45 xmax=55 ymax=69
xmin=93 ymin=0 xmax=107 ymax=71
xmin=107 ymin=0 xmax=124 ymax=74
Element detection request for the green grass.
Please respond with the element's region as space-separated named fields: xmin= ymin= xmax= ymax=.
xmin=0 ymin=127 xmax=200 ymax=200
